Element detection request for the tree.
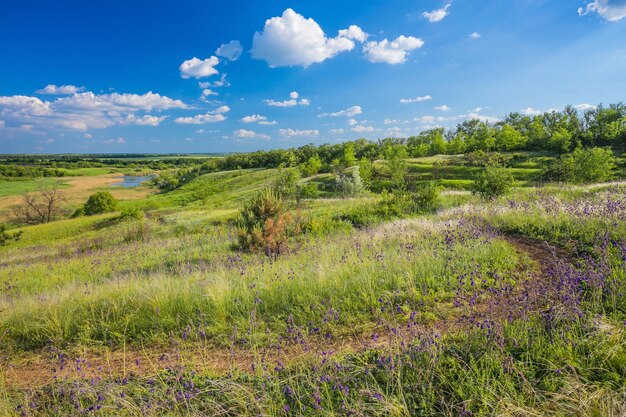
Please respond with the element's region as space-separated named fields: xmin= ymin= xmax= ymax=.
xmin=341 ymin=143 xmax=358 ymax=168
xmin=237 ymin=188 xmax=304 ymax=258
xmin=385 ymin=145 xmax=408 ymax=190
xmin=571 ymin=147 xmax=616 ymax=183
xmin=11 ymin=188 xmax=64 ymax=225
xmin=496 ymin=125 xmax=526 ymax=151
xmin=272 ymin=168 xmax=301 ymax=200
xmin=547 ymin=128 xmax=573 ymax=153
xmin=336 ymin=167 xmax=364 ymax=198
xmin=299 ymin=154 xmax=323 ymax=177
xmin=471 ymin=161 xmax=514 ymax=200
xmin=83 ymin=191 xmax=119 ymax=215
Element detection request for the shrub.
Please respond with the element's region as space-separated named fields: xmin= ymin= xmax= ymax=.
xmin=410 ymin=182 xmax=440 ymax=213
xmin=83 ymin=191 xmax=119 ymax=215
xmin=118 ymin=206 xmax=144 ymax=221
xmin=571 ymin=147 xmax=616 ymax=183
xmin=237 ymin=189 xmax=304 ymax=258
xmin=0 ymin=224 xmax=22 ymax=246
xmin=272 ymin=168 xmax=301 ymax=200
xmin=471 ymin=161 xmax=514 ymax=200
xmin=335 ymin=167 xmax=364 ymax=198
xmin=542 ymin=147 xmax=616 ymax=183
xmin=376 ymin=183 xmax=440 ymax=218
xmin=296 ymin=182 xmax=319 ymax=202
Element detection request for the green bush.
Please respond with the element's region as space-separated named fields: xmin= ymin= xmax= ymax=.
xmin=542 ymin=147 xmax=616 ymax=183
xmin=118 ymin=206 xmax=144 ymax=221
xmin=296 ymin=182 xmax=319 ymax=202
xmin=335 ymin=167 xmax=364 ymax=198
xmin=83 ymin=191 xmax=119 ymax=215
xmin=0 ymin=224 xmax=22 ymax=246
xmin=272 ymin=168 xmax=301 ymax=200
xmin=471 ymin=161 xmax=514 ymax=200
xmin=237 ymin=188 xmax=304 ymax=257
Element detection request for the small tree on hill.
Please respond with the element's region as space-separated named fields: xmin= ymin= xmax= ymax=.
xmin=83 ymin=191 xmax=119 ymax=215
xmin=471 ymin=161 xmax=514 ymax=200
xmin=335 ymin=167 xmax=364 ymax=198
xmin=237 ymin=188 xmax=304 ymax=258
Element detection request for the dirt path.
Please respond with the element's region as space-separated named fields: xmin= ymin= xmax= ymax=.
xmin=1 ymin=234 xmax=567 ymax=390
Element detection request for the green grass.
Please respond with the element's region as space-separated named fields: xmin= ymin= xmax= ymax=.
xmin=1 ymin=160 xmax=625 ymax=416
xmin=0 ymin=178 xmax=69 ymax=197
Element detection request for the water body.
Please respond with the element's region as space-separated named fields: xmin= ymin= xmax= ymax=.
xmin=113 ymin=176 xmax=152 ymax=188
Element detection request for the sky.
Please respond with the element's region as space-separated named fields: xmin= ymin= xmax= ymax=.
xmin=0 ymin=0 xmax=625 ymax=154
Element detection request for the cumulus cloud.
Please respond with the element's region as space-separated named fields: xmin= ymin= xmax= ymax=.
xmin=330 ymin=128 xmax=345 ymax=134
xmin=400 ymin=95 xmax=432 ymax=103
xmin=338 ymin=25 xmax=369 ymax=42
xmin=384 ymin=119 xmax=399 ymax=125
xmin=320 ymin=105 xmax=363 ymax=117
xmin=174 ymin=105 xmax=230 ymax=124
xmin=251 ymin=9 xmax=366 ymax=67
xmin=233 ymin=129 xmax=270 ymax=140
xmin=216 ymin=40 xmax=243 ymax=61
xmin=435 ymin=105 xmax=450 ymax=111
xmin=0 ymin=91 xmax=185 ymax=131
xmin=241 ymin=114 xmax=267 ymax=123
xmin=578 ymin=0 xmax=626 ymax=21
xmin=521 ymin=107 xmax=542 ymax=116
xmin=36 ymin=84 xmax=85 ymax=95
xmin=364 ymin=36 xmax=424 ymax=64
xmin=264 ymin=91 xmax=310 ymax=107
xmin=179 ymin=56 xmax=220 ymax=79
xmin=279 ymin=128 xmax=319 ymax=137
xmin=469 ymin=32 xmax=481 ymax=40
xmin=351 ymin=125 xmax=375 ymax=133
xmin=422 ymin=3 xmax=452 ymax=22
xmin=103 ymin=137 xmax=126 ymax=144
xmin=574 ymin=103 xmax=598 ymax=111
xmin=201 ymin=89 xmax=218 ymax=97
xmin=348 ymin=118 xmax=358 ymax=126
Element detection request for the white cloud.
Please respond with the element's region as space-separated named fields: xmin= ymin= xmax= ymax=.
xmin=0 ymin=91 xmax=185 ymax=131
xmin=472 ymin=107 xmax=484 ymax=112
xmin=201 ymin=89 xmax=218 ymax=97
xmin=400 ymin=95 xmax=432 ymax=103
xmin=241 ymin=114 xmax=267 ymax=123
xmin=179 ymin=56 xmax=220 ymax=79
xmin=320 ymin=105 xmax=363 ymax=117
xmin=36 ymin=84 xmax=85 ymax=95
xmin=435 ymin=105 xmax=450 ymax=111
xmin=521 ymin=107 xmax=542 ymax=116
xmin=338 ymin=25 xmax=369 ymax=42
xmin=264 ymin=91 xmax=310 ymax=107
xmin=351 ymin=125 xmax=375 ymax=133
xmin=251 ymin=8 xmax=366 ymax=67
xmin=216 ymin=40 xmax=243 ymax=61
xmin=103 ymin=137 xmax=126 ymax=144
xmin=469 ymin=32 xmax=481 ymax=40
xmin=83 ymin=133 xmax=92 ymax=139
xmin=384 ymin=119 xmax=399 ymax=125
xmin=364 ymin=36 xmax=424 ymax=64
xmin=348 ymin=118 xmax=358 ymax=126
xmin=259 ymin=120 xmax=278 ymax=125
xmin=234 ymin=129 xmax=270 ymax=140
xmin=574 ymin=103 xmax=598 ymax=111
xmin=174 ymin=105 xmax=230 ymax=124
xmin=422 ymin=3 xmax=452 ymax=23
xmin=330 ymin=128 xmax=345 ymax=134
xmin=199 ymin=74 xmax=230 ymax=89
xmin=279 ymin=128 xmax=319 ymax=137
xmin=578 ymin=0 xmax=626 ymax=21
xmin=127 ymin=114 xmax=168 ymax=126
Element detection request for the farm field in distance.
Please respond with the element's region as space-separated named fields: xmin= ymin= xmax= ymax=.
xmin=1 ymin=104 xmax=626 ymax=415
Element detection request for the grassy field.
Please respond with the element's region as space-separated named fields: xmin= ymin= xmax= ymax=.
xmin=0 ymin=154 xmax=625 ymax=416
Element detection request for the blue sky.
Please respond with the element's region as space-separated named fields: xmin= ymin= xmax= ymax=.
xmin=1 ymin=0 xmax=625 ymax=154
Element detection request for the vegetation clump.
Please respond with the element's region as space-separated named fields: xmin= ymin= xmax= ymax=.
xmin=83 ymin=191 xmax=119 ymax=215
xmin=237 ymin=188 xmax=304 ymax=258
xmin=472 ymin=161 xmax=514 ymax=200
